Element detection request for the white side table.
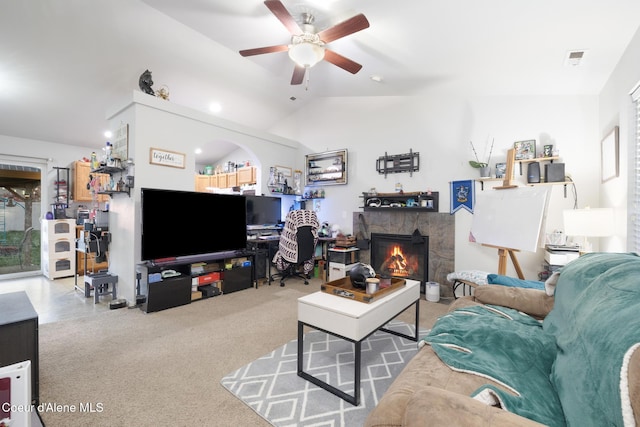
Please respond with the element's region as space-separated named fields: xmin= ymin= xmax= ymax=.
xmin=297 ymin=279 xmax=420 ymax=405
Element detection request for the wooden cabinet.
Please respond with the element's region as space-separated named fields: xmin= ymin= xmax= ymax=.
xmin=237 ymin=166 xmax=256 ymax=185
xmin=73 ymin=161 xmax=109 ymax=202
xmin=227 ymin=171 xmax=238 ymax=187
xmin=217 ymin=173 xmax=229 ymax=188
xmin=195 ymin=175 xmax=212 ymax=192
xmin=195 ymin=167 xmax=256 ymax=192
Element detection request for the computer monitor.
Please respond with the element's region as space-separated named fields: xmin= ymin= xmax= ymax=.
xmin=245 ymin=195 xmax=282 ymax=227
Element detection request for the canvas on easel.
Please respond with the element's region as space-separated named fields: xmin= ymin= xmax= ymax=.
xmin=470 ymin=186 xmax=550 ymax=276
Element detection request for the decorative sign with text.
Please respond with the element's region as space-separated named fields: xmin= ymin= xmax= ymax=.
xmin=112 ymin=123 xmax=129 ymax=161
xmin=149 ymin=148 xmax=185 ymax=169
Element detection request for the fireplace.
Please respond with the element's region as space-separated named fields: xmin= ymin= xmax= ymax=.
xmin=370 ymin=233 xmax=429 ymax=292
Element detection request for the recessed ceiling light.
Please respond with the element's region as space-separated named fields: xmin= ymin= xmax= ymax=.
xmin=195 ymin=148 xmax=202 ymax=154
xmin=370 ymin=75 xmax=383 ymax=83
xmin=104 ymin=130 xmax=112 ymax=138
xmin=209 ymin=102 xmax=222 ymax=113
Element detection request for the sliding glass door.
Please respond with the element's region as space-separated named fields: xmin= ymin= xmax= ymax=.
xmin=0 ymin=161 xmax=43 ymax=278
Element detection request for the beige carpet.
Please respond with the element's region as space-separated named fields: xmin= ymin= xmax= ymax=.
xmin=37 ymin=279 xmax=450 ymax=426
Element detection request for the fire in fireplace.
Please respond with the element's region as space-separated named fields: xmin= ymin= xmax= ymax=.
xmin=370 ymin=233 xmax=429 ymax=290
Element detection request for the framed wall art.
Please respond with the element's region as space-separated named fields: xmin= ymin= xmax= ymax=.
xmin=305 ymin=149 xmax=348 ymax=186
xmin=514 ymin=140 xmax=536 ymax=160
xmin=149 ymin=147 xmax=185 ymax=169
xmin=112 ymin=123 xmax=129 ymax=161
xmin=601 ymin=125 xmax=619 ymax=182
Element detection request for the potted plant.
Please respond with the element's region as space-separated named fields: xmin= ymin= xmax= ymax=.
xmin=469 ymin=139 xmax=494 ymax=178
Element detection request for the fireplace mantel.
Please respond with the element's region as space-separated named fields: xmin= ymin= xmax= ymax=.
xmin=353 ymin=211 xmax=454 ymax=297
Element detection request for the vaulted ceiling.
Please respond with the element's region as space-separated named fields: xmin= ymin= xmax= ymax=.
xmin=1 ymin=0 xmax=639 ymax=164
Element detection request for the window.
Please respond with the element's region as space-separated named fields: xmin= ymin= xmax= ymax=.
xmin=631 ymin=83 xmax=640 ymax=253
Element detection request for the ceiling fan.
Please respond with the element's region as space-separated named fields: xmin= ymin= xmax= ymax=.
xmin=239 ymin=0 xmax=370 ymax=85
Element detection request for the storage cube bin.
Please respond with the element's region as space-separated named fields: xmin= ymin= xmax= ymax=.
xmin=328 ymin=248 xmax=360 ymax=265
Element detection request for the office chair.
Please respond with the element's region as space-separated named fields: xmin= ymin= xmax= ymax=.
xmin=272 ymin=210 xmax=319 ymax=286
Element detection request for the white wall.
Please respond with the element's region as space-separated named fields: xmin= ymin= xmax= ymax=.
xmin=106 ymin=92 xmax=301 ymax=304
xmin=5 ymin=21 xmax=640 ymax=288
xmin=598 ymin=26 xmax=640 ymax=252
xmin=273 ymin=94 xmax=599 ymax=279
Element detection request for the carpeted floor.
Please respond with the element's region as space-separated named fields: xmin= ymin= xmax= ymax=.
xmin=35 ymin=279 xmax=450 ymax=426
xmin=221 ymin=321 xmax=429 ymax=427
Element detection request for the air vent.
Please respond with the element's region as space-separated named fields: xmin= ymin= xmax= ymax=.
xmin=565 ymin=50 xmax=586 ymax=66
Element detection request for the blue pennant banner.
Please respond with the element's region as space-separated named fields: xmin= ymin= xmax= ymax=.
xmin=450 ymin=180 xmax=474 ymax=214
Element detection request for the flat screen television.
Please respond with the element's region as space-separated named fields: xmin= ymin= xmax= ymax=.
xmin=245 ymin=195 xmax=282 ymax=226
xmin=141 ymin=188 xmax=247 ymax=262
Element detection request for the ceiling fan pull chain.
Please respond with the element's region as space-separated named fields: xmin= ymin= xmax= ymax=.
xmin=305 ymin=67 xmax=311 ymax=91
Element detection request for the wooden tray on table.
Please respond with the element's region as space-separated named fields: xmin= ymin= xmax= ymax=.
xmin=320 ymin=276 xmax=405 ymax=303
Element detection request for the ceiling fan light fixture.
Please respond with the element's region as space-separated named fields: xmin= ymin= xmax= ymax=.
xmin=288 ymin=41 xmax=325 ymax=68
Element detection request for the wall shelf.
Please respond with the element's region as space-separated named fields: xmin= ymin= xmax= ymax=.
xmin=515 ymin=156 xmax=559 ymax=175
xmin=360 ymin=191 xmax=438 ymax=212
xmin=92 ymin=165 xmax=131 ymax=197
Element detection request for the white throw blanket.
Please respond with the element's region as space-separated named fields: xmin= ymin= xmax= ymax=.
xmin=273 ymin=210 xmax=319 ymax=274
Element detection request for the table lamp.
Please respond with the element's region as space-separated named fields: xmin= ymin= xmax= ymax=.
xmin=563 ymin=208 xmax=614 ymax=252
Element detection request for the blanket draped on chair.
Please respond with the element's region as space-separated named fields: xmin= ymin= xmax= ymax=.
xmin=273 ymin=209 xmax=319 ymax=274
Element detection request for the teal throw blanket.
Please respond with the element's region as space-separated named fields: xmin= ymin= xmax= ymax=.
xmin=487 ymin=274 xmax=545 ymax=290
xmin=543 ymin=252 xmax=640 ymax=427
xmin=423 ymin=304 xmax=565 ymax=426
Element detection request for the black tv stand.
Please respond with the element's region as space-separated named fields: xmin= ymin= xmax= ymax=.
xmin=137 ymin=252 xmax=254 ymax=313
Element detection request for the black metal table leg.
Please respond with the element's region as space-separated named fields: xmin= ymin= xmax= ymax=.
xmin=297 ymin=298 xmax=419 ymax=406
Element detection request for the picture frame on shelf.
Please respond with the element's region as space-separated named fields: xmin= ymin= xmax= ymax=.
xmin=495 ymin=162 xmax=507 ymax=178
xmin=601 ymin=125 xmax=619 ymax=183
xmin=514 ymin=140 xmax=536 ymax=160
xmin=273 ymin=165 xmax=292 ymax=178
xmin=543 ymin=144 xmax=553 ymax=157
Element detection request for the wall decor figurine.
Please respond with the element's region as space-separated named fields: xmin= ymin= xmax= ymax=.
xmin=138 ymin=69 xmax=154 ymax=95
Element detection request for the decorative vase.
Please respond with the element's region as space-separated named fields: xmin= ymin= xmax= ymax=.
xmin=479 ymin=166 xmax=491 ymax=178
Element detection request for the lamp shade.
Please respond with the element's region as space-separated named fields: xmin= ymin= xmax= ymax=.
xmin=288 ymin=42 xmax=325 ymax=68
xmin=563 ymin=208 xmax=614 ymax=237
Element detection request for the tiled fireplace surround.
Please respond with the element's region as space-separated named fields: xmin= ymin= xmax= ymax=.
xmin=352 ymin=211 xmax=455 ymax=298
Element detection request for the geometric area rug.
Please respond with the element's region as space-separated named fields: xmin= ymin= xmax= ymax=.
xmin=221 ymin=321 xmax=429 ymax=427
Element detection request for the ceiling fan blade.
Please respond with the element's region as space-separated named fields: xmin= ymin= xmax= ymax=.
xmin=264 ymin=0 xmax=302 ymax=35
xmin=291 ymin=65 xmax=306 ymax=85
xmin=317 ymin=13 xmax=370 ymax=43
xmin=323 ymin=49 xmax=363 ymax=74
xmin=239 ymin=45 xmax=289 ymax=57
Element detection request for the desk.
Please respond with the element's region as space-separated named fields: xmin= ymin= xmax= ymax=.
xmin=247 ymin=237 xmax=280 ymax=285
xmin=317 ymin=237 xmax=336 ymax=281
xmin=248 ymin=236 xmax=337 ymax=283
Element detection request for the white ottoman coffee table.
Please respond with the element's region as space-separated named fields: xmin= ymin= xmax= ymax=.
xmin=297 ymin=279 xmax=420 ymax=405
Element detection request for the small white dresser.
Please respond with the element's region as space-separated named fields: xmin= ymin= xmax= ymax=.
xmin=41 ymin=219 xmax=76 ymax=279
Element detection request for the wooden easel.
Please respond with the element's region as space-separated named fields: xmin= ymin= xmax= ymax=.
xmin=487 ymin=147 xmax=523 ymax=278
xmin=494 ymin=148 xmax=518 ymax=190
xmin=482 ymin=244 xmax=525 ymax=279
